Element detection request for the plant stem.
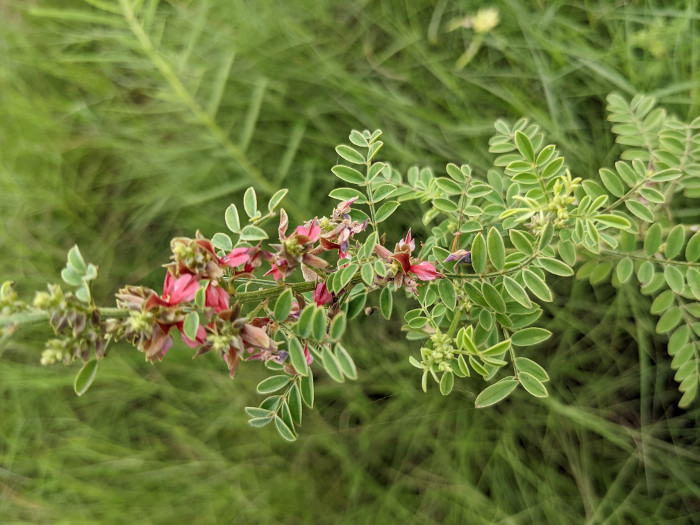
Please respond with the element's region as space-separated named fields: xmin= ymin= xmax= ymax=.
xmin=455 ymin=34 xmax=484 ymax=70
xmin=0 ymin=279 xmax=344 ymax=333
xmin=365 ymin=164 xmax=379 ymax=237
xmin=446 ymin=308 xmax=463 ymax=338
xmin=0 ymin=307 xmax=129 ymax=331
xmin=236 ymin=281 xmax=317 ymax=304
xmin=443 ymin=252 xmax=539 ymax=280
xmin=600 ymin=249 xmax=700 ymax=269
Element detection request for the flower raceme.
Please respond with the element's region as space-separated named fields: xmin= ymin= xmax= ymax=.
xmin=100 ymin=194 xmax=441 ymax=379
xmin=108 ymin=201 xmax=443 ymax=375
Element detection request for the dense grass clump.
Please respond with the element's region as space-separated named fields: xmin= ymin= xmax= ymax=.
xmin=1 ymin=1 xmax=698 ymax=523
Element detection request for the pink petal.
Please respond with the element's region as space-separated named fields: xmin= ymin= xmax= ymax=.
xmin=409 ymin=261 xmax=442 ymax=281
xmin=179 ymin=323 xmax=207 ymax=348
xmin=163 ymin=271 xmax=175 ymax=297
xmin=221 ymin=247 xmax=250 ymax=268
xmin=306 ymin=221 xmax=321 ymax=242
xmin=313 ymin=282 xmax=332 ymax=306
xmin=160 ymin=335 xmax=174 ymax=358
xmin=278 ymin=208 xmax=289 ymax=241
xmin=145 ymin=293 xmax=171 ymax=309
xmin=165 ymin=273 xmax=199 ymax=305
xmin=288 ymin=300 xmax=301 ymax=320
xmin=399 ymin=229 xmax=415 ymax=252
xmin=145 ymin=323 xmax=173 ymax=361
xmin=241 ymin=324 xmax=271 ymax=349
xmin=339 ymin=196 xmax=357 ymax=209
xmin=264 ymin=263 xmax=285 ymax=281
xmin=304 ymin=344 xmax=314 ymax=365
xmin=223 ymin=348 xmax=240 ymax=378
xmin=392 ymin=252 xmax=412 ymax=273
xmin=295 ymin=219 xmax=321 ymax=242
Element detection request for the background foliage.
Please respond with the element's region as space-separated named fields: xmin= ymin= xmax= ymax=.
xmin=1 ymin=0 xmax=699 ymax=522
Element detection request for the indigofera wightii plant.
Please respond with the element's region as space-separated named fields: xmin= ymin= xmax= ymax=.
xmin=1 ymin=92 xmax=698 ymax=441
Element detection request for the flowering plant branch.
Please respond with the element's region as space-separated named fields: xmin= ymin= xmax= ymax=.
xmin=2 ymin=93 xmax=699 ymax=440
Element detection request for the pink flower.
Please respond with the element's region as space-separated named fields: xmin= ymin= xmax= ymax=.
xmin=160 ymin=272 xmax=199 ymax=306
xmin=295 ymin=220 xmax=321 ymax=243
xmin=168 ymin=232 xmax=223 ymax=280
xmin=222 ymin=245 xmax=267 ymax=281
xmin=313 ymin=282 xmax=332 ymax=306
xmin=369 ymin=230 xmax=444 ymax=293
xmin=389 ymin=231 xmax=442 ymax=281
xmin=205 ymin=284 xmax=230 ymax=312
xmin=314 ymin=199 xmax=367 ymax=258
xmin=242 ymin=321 xmax=282 ymax=364
xmin=408 ymin=261 xmax=442 ymax=281
xmin=267 ymin=209 xmax=328 ymax=280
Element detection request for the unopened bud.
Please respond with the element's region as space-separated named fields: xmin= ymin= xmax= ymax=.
xmin=33 ymin=291 xmax=51 ymax=309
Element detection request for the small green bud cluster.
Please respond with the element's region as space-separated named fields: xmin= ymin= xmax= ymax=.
xmin=128 ymin=310 xmax=155 ymax=336
xmin=388 ymin=259 xmax=402 ymax=276
xmin=172 ymin=239 xmax=208 ymax=271
xmin=40 ymin=339 xmax=72 ymax=366
xmin=33 ymin=283 xmax=65 ymax=310
xmin=207 ymin=333 xmax=232 ymax=353
xmin=40 ymin=335 xmax=92 ymax=366
xmin=0 ymin=282 xmax=27 ymax=338
xmin=527 ymin=213 xmax=546 ymax=236
xmin=33 ymin=283 xmax=107 ymax=365
xmin=319 ymin=216 xmax=333 ymax=232
xmin=548 ymin=171 xmax=581 ymax=228
xmin=205 ymin=310 xmax=246 ymax=354
xmin=107 ymin=305 xmax=183 ymax=358
xmin=1 ymin=281 xmax=26 ymax=315
xmin=283 ymin=237 xmax=302 ymax=257
xmin=420 ymin=330 xmax=457 ymax=373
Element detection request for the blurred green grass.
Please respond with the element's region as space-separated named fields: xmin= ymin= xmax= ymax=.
xmin=1 ymin=0 xmax=699 ymax=522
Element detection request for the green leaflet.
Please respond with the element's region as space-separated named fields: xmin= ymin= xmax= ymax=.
xmin=475 ymin=378 xmax=519 ymax=408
